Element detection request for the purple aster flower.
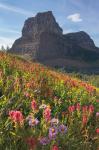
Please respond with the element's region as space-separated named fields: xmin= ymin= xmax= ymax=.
xmin=29 ymin=118 xmax=39 ymax=126
xmin=96 ymin=112 xmax=99 ymax=117
xmin=49 ymin=127 xmax=58 ymax=139
xmin=39 ymin=137 xmax=50 ymax=145
xmin=59 ymin=124 xmax=67 ymax=134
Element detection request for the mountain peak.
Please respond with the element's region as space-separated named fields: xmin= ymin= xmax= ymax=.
xmin=22 ymin=11 xmax=63 ymax=38
xmin=9 ymin=11 xmax=99 ymax=74
xmin=65 ymin=31 xmax=95 ymax=49
xmin=36 ymin=11 xmax=53 ymax=17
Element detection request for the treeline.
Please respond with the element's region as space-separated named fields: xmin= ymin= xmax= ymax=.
xmin=0 ymin=45 xmax=10 ymax=52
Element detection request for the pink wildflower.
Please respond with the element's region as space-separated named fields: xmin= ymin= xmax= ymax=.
xmin=9 ymin=110 xmax=23 ymax=124
xmin=96 ymin=128 xmax=99 ymax=134
xmin=24 ymin=92 xmax=30 ymax=98
xmin=43 ymin=106 xmax=51 ymax=121
xmin=68 ymin=105 xmax=75 ymax=113
xmin=89 ymin=105 xmax=94 ymax=113
xmin=82 ymin=115 xmax=88 ymax=125
xmin=31 ymin=99 xmax=37 ymax=110
xmin=82 ymin=106 xmax=88 ymax=113
xmin=76 ymin=103 xmax=81 ymax=111
xmin=52 ymin=145 xmax=59 ymax=150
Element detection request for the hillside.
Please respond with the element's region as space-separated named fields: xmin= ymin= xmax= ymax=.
xmin=0 ymin=51 xmax=99 ymax=149
xmin=8 ymin=11 xmax=99 ymax=74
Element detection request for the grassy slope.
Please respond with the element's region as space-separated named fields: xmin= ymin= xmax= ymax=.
xmin=0 ymin=51 xmax=99 ymax=149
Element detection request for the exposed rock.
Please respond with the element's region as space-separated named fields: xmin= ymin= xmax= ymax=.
xmin=64 ymin=31 xmax=96 ymax=50
xmin=9 ymin=11 xmax=99 ymax=73
xmin=22 ymin=11 xmax=63 ymax=38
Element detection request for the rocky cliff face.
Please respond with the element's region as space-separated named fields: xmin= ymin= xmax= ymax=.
xmin=9 ymin=11 xmax=63 ymax=57
xmin=22 ymin=11 xmax=62 ymax=38
xmin=9 ymin=11 xmax=99 ymax=73
xmin=64 ymin=31 xmax=96 ymax=50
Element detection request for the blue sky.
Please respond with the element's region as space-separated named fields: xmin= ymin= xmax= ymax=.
xmin=0 ymin=0 xmax=99 ymax=48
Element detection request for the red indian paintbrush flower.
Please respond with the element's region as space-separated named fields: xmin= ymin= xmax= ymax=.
xmin=9 ymin=110 xmax=24 ymax=124
xmin=82 ymin=115 xmax=88 ymax=125
xmin=52 ymin=145 xmax=59 ymax=150
xmin=82 ymin=106 xmax=88 ymax=113
xmin=43 ymin=106 xmax=51 ymax=121
xmin=96 ymin=128 xmax=99 ymax=134
xmin=31 ymin=99 xmax=37 ymax=110
xmin=76 ymin=103 xmax=81 ymax=111
xmin=89 ymin=105 xmax=94 ymax=113
xmin=68 ymin=105 xmax=75 ymax=113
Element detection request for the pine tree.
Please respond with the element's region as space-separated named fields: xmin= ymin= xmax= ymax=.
xmin=0 ymin=45 xmax=5 ymax=51
xmin=6 ymin=45 xmax=10 ymax=51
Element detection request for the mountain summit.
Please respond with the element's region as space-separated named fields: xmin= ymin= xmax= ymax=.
xmin=9 ymin=11 xmax=99 ymax=73
xmin=22 ymin=11 xmax=63 ymax=37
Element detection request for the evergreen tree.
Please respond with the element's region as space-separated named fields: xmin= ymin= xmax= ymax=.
xmin=0 ymin=45 xmax=5 ymax=51
xmin=6 ymin=45 xmax=10 ymax=51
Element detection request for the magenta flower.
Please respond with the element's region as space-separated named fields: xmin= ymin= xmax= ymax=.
xmin=59 ymin=124 xmax=67 ymax=134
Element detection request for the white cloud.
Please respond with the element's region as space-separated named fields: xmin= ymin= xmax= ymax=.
xmin=0 ymin=3 xmax=34 ymax=16
xmin=67 ymin=13 xmax=82 ymax=22
xmin=0 ymin=36 xmax=15 ymax=48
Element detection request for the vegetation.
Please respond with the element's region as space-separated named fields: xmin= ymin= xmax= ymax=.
xmin=0 ymin=52 xmax=99 ymax=150
xmin=0 ymin=45 xmax=10 ymax=52
xmin=56 ymin=68 xmax=99 ymax=88
xmin=67 ymin=73 xmax=99 ymax=88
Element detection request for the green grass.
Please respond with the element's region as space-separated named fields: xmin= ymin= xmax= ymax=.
xmin=0 ymin=52 xmax=99 ymax=150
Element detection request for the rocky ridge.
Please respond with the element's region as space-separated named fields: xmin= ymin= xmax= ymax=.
xmin=9 ymin=11 xmax=99 ymax=73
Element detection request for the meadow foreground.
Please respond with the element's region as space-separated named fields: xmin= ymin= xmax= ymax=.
xmin=0 ymin=52 xmax=99 ymax=150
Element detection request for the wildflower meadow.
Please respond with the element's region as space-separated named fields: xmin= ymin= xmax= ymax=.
xmin=0 ymin=52 xmax=99 ymax=150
